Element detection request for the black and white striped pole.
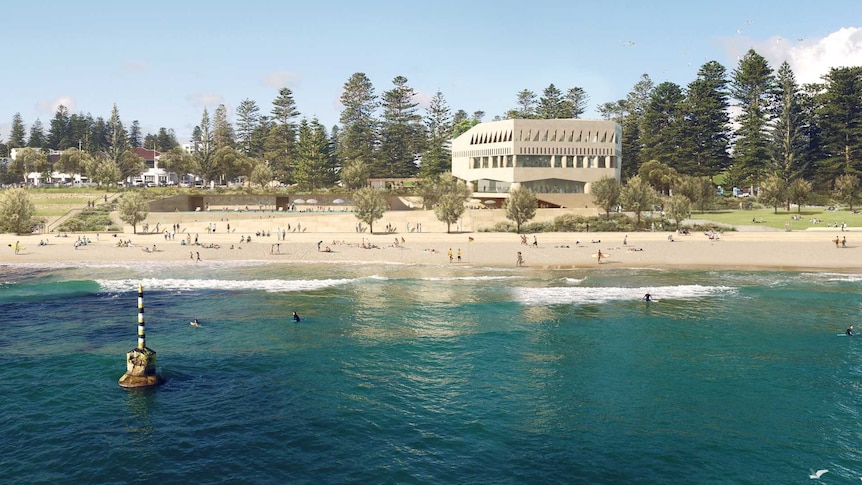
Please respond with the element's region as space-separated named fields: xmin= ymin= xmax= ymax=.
xmin=119 ymin=283 xmax=164 ymax=388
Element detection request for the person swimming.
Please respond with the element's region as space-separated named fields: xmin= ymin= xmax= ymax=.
xmin=292 ymin=311 xmax=301 ymax=323
xmin=643 ymin=293 xmax=652 ymax=302
xmin=846 ymin=325 xmax=854 ymax=336
xmin=191 ymin=318 xmax=200 ymax=327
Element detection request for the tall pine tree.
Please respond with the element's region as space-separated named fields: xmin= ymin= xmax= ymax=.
xmin=266 ymin=87 xmax=301 ymax=183
xmin=536 ymin=84 xmax=566 ymax=119
xmin=816 ymin=66 xmax=862 ymax=185
xmin=294 ymin=118 xmax=335 ymax=191
xmin=9 ymin=113 xmax=27 ymax=148
xmin=378 ymin=76 xmax=424 ymax=177
xmin=768 ymin=61 xmax=808 ymax=184
xmin=47 ymin=105 xmax=71 ymax=150
xmin=236 ymin=98 xmax=262 ymax=156
xmin=420 ymin=91 xmax=453 ymax=178
xmin=639 ymin=82 xmax=685 ymax=167
xmin=339 ymin=72 xmax=378 ymax=181
xmin=678 ymin=61 xmax=731 ymax=177
xmin=730 ymin=49 xmax=775 ymax=186
xmin=27 ymin=119 xmax=46 ymax=148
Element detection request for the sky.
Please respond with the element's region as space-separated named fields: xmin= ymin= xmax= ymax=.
xmin=1 ymin=0 xmax=861 ymax=145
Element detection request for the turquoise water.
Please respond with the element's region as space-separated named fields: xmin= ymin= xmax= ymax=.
xmin=2 ymin=261 xmax=862 ymax=483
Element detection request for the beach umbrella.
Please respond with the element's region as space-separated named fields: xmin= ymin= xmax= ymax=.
xmin=307 ymin=198 xmax=318 ymax=204
xmin=292 ymin=198 xmax=306 ymax=204
xmin=333 ymin=198 xmax=345 ymax=204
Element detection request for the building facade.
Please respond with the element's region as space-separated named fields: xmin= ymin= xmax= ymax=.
xmin=451 ymin=119 xmax=621 ymax=199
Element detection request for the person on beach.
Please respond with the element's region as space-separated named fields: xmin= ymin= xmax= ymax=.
xmin=457 ymin=248 xmax=461 ymax=262
xmin=448 ymin=248 xmax=453 ymax=262
xmin=846 ymin=325 xmax=854 ymax=336
xmin=292 ymin=311 xmax=301 ymax=323
xmin=597 ymin=249 xmax=604 ymax=264
xmin=516 ymin=251 xmax=524 ymax=267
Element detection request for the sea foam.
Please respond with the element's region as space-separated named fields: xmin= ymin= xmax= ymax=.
xmin=513 ymin=284 xmax=735 ymax=305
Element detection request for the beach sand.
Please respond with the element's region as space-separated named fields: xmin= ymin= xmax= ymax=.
xmin=1 ymin=210 xmax=858 ymax=271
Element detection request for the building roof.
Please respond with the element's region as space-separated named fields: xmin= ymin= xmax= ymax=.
xmin=134 ymin=147 xmax=161 ymax=160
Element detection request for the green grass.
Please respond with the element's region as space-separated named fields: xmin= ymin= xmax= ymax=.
xmin=691 ymin=207 xmax=860 ymax=230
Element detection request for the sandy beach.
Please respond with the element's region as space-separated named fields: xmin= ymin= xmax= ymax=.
xmin=1 ymin=209 xmax=859 ymax=271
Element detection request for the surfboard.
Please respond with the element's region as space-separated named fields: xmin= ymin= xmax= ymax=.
xmin=592 ymin=253 xmax=610 ymax=259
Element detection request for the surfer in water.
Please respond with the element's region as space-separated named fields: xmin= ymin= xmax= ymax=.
xmin=292 ymin=311 xmax=301 ymax=323
xmin=846 ymin=324 xmax=854 ymax=336
xmin=643 ymin=292 xmax=652 ymax=302
xmin=191 ymin=318 xmax=200 ymax=327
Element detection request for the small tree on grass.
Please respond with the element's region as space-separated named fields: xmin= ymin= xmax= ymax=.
xmin=505 ymin=187 xmax=538 ymax=233
xmin=674 ymin=175 xmax=716 ymax=213
xmin=591 ymin=176 xmax=621 ymax=219
xmin=87 ymin=155 xmax=122 ymax=189
xmin=250 ymin=163 xmax=274 ymax=189
xmin=352 ymin=186 xmax=386 ymax=233
xmin=0 ymin=188 xmax=36 ymax=234
xmin=834 ymin=174 xmax=860 ymax=211
xmin=786 ymin=178 xmax=812 ymax=213
xmin=619 ymin=175 xmax=656 ymax=227
xmin=429 ymin=176 xmax=472 ymax=233
xmin=667 ymin=194 xmax=691 ymax=230
xmin=118 ymin=192 xmax=149 ymax=234
xmin=758 ymin=174 xmax=786 ymax=213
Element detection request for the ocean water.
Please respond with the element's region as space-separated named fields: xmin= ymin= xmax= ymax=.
xmin=2 ymin=261 xmax=862 ymax=484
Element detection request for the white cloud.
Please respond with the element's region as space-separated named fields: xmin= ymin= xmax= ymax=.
xmin=262 ymin=70 xmax=302 ymax=88
xmin=36 ymin=96 xmax=76 ymax=115
xmin=186 ymin=93 xmax=225 ymax=108
xmin=734 ymin=27 xmax=862 ymax=84
xmin=412 ymin=91 xmax=433 ymax=110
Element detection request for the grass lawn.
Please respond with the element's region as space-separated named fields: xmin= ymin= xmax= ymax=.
xmin=690 ymin=207 xmax=860 ymax=230
xmin=25 ymin=188 xmax=113 ymax=219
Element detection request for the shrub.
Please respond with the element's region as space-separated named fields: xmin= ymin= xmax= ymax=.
xmin=57 ymin=206 xmax=120 ymax=232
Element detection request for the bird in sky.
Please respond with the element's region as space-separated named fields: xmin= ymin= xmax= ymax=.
xmin=622 ymin=40 xmax=635 ymax=47
xmin=809 ymin=469 xmax=829 ymax=479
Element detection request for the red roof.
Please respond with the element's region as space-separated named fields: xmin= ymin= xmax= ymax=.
xmin=134 ymin=147 xmax=161 ymax=160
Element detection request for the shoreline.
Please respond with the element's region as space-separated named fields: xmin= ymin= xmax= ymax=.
xmin=2 ymin=223 xmax=859 ymax=272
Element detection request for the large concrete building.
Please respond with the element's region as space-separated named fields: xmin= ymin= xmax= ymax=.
xmin=451 ymin=118 xmax=621 ymax=207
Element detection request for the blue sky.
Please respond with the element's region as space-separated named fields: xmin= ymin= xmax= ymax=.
xmin=1 ymin=0 xmax=860 ymax=144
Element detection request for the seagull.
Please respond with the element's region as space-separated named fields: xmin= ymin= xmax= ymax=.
xmin=810 ymin=469 xmax=829 ymax=479
xmin=622 ymin=40 xmax=635 ymax=47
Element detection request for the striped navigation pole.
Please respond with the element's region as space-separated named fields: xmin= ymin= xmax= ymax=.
xmin=119 ymin=283 xmax=164 ymax=388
